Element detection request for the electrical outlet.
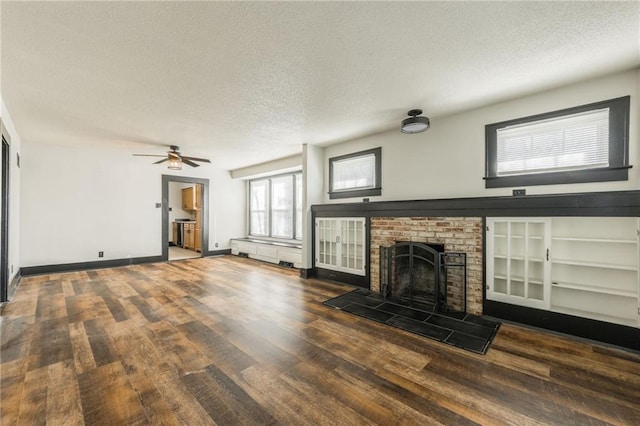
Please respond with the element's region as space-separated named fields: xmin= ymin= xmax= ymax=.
xmin=215 ymin=242 xmax=219 ymax=248
xmin=98 ymin=251 xmax=104 ymax=258
xmin=512 ymin=189 xmax=526 ymax=196
xmin=155 ymin=203 xmax=162 ymax=208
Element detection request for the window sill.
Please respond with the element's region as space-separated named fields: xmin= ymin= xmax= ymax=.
xmin=484 ymin=166 xmax=631 ymax=188
xmin=329 ymin=187 xmax=382 ymax=200
xmin=231 ymin=237 xmax=302 ymax=249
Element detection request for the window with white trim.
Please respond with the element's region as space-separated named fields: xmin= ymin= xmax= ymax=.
xmin=249 ymin=172 xmax=302 ymax=240
xmin=329 ymin=147 xmax=381 ymax=199
xmin=485 ymin=96 xmax=630 ymax=188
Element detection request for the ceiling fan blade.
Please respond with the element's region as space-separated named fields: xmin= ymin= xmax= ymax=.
xmin=181 ymin=156 xmax=211 ymax=163
xmin=133 ymin=154 xmax=167 ymax=157
xmin=182 ymin=159 xmax=200 ymax=168
xmin=153 ymin=158 xmax=169 ymax=164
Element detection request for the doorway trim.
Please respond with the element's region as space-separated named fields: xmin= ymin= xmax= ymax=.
xmin=1 ymin=121 xmax=11 ymax=302
xmin=161 ymin=175 xmax=209 ymax=261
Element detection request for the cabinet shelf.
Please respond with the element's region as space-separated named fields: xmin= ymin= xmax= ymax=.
xmin=551 ymin=281 xmax=636 ymax=298
xmin=494 ymin=234 xmax=544 ymax=240
xmin=494 ymin=275 xmax=543 ymax=285
xmin=494 ymin=255 xmax=544 ymax=263
xmin=551 ymin=236 xmax=637 ymax=244
xmin=551 ymin=258 xmax=637 ymax=271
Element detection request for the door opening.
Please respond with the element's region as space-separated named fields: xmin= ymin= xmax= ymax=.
xmin=162 ymin=175 xmax=209 ymax=261
xmin=1 ymin=134 xmax=10 ymax=302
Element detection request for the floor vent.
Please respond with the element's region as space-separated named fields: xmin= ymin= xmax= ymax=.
xmin=278 ymin=261 xmax=294 ymax=268
xmin=237 ymin=252 xmax=249 ymax=258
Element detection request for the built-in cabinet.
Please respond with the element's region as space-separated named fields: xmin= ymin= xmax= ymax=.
xmin=171 ymin=184 xmax=203 ymax=253
xmin=182 ymin=186 xmax=195 ymax=210
xmin=487 ymin=217 xmax=639 ymax=327
xmin=315 ymin=217 xmax=366 ymax=276
xmin=183 ymin=223 xmax=195 ymax=250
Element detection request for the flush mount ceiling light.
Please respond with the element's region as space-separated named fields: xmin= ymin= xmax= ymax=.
xmin=401 ymin=109 xmax=430 ymax=134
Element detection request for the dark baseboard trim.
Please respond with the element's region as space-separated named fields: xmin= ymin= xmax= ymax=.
xmin=203 ymin=249 xmax=232 ymax=257
xmin=299 ymin=268 xmax=315 ymax=279
xmin=484 ymin=300 xmax=640 ymax=350
xmin=21 ymin=255 xmax=164 ymax=276
xmin=311 ymin=189 xmax=640 ymax=218
xmin=316 ymin=268 xmax=368 ymax=288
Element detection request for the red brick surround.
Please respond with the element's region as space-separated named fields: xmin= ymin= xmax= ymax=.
xmin=370 ymin=217 xmax=483 ymax=315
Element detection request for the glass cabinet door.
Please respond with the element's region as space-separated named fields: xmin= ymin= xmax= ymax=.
xmin=316 ymin=218 xmax=339 ymax=269
xmin=487 ymin=218 xmax=550 ymax=309
xmin=315 ymin=217 xmax=366 ymax=276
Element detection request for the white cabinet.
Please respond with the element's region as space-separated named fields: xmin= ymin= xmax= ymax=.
xmin=486 ymin=218 xmax=551 ymax=309
xmin=315 ymin=217 xmax=366 ymax=276
xmin=549 ymin=217 xmax=639 ymax=327
xmin=487 ymin=217 xmax=639 ymax=327
xmin=230 ymin=239 xmax=302 ymax=268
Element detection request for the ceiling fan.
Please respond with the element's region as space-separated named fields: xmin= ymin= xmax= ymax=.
xmin=133 ymin=145 xmax=211 ymax=169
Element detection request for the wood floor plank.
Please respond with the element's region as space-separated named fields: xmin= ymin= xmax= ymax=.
xmin=2 ymin=255 xmax=639 ymax=425
xmin=127 ymin=372 xmax=180 ymax=426
xmin=83 ymin=318 xmax=119 ymax=367
xmin=68 ymin=321 xmax=97 ymax=374
xmin=16 ymin=365 xmax=49 ymax=426
xmin=77 ymin=361 xmax=147 ymax=425
xmin=46 ymin=360 xmax=84 ymax=426
xmin=0 ymin=374 xmax=26 ymax=426
xmin=27 ymin=316 xmax=73 ymax=370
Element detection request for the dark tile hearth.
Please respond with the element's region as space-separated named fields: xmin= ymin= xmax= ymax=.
xmin=324 ymin=289 xmax=501 ymax=354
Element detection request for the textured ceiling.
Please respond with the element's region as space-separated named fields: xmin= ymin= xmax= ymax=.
xmin=2 ymin=1 xmax=639 ymax=170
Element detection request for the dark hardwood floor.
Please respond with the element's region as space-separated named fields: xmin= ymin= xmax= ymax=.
xmin=1 ymin=255 xmax=639 ymax=425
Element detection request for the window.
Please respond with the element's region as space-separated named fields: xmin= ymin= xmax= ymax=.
xmin=485 ymin=96 xmax=630 ymax=188
xmin=249 ymin=172 xmax=302 ymax=240
xmin=249 ymin=179 xmax=269 ymax=236
xmin=329 ymin=147 xmax=382 ymax=199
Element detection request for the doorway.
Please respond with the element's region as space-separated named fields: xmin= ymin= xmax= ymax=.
xmin=1 ymin=133 xmax=10 ymax=302
xmin=161 ymin=175 xmax=209 ymax=261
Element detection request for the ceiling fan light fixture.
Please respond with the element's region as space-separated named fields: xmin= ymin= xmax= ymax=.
xmin=401 ymin=109 xmax=430 ymax=134
xmin=167 ymin=158 xmax=182 ymax=170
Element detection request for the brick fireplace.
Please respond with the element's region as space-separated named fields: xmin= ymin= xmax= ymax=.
xmin=370 ymin=217 xmax=483 ymax=315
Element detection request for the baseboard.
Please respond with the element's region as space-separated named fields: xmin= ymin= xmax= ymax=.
xmin=203 ymin=249 xmax=232 ymax=257
xmin=484 ymin=300 xmax=640 ymax=350
xmin=20 ymin=255 xmax=164 ymax=276
xmin=315 ymin=268 xmax=368 ymax=288
xmin=299 ymin=268 xmax=315 ymax=279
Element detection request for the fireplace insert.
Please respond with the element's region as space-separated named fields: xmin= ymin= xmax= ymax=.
xmin=380 ymin=241 xmax=446 ymax=311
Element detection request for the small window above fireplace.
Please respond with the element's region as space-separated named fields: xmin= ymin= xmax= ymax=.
xmin=328 ymin=147 xmax=381 ymax=199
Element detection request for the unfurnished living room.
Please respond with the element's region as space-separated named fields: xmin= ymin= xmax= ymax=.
xmin=1 ymin=1 xmax=640 ymax=425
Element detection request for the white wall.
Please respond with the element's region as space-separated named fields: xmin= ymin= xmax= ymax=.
xmin=301 ymin=144 xmax=324 ymax=268
xmin=20 ymin=141 xmax=245 ymax=267
xmin=1 ymin=97 xmax=21 ymax=285
xmin=323 ymin=69 xmax=640 ymax=202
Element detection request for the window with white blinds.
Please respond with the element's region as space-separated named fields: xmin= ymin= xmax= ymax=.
xmin=329 ymin=147 xmax=382 ymax=199
xmin=496 ymin=108 xmax=610 ymax=176
xmin=332 ymin=153 xmax=376 ymax=191
xmin=485 ymin=96 xmax=630 ymax=188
